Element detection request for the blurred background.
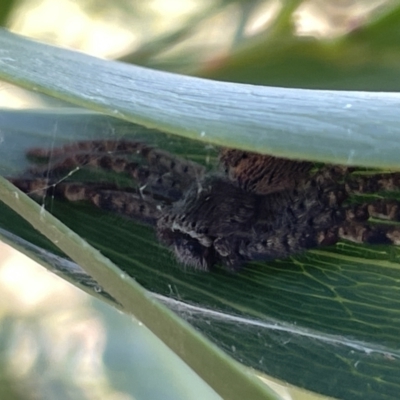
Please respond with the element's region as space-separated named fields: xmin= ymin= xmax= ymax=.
xmin=1 ymin=0 xmax=399 ymax=108
xmin=0 ymin=1 xmax=400 ymax=399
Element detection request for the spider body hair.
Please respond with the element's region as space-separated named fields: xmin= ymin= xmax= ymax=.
xmin=157 ymin=175 xmax=345 ymax=271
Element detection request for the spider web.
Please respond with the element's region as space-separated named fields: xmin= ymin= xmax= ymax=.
xmin=1 ymin=109 xmax=400 ymax=400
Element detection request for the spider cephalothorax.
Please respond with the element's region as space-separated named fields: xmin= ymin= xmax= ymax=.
xmin=9 ymin=139 xmax=400 ymax=272
xmin=157 ymin=174 xmax=345 ymax=270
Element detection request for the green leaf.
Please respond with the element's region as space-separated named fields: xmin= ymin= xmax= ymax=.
xmin=0 ymin=0 xmax=17 ymax=27
xmin=1 ymin=109 xmax=400 ymax=400
xmin=1 ymin=29 xmax=400 ymax=169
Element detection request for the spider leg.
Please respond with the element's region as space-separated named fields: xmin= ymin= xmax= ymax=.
xmin=26 ymin=140 xmax=206 ymax=203
xmin=366 ymin=199 xmax=400 ymax=221
xmin=346 ymin=199 xmax=400 ymax=222
xmin=8 ymin=177 xmax=54 ymax=198
xmin=29 ymin=139 xmax=205 ymax=179
xmin=9 ymin=139 xmax=204 ymax=228
xmin=338 ymin=221 xmax=400 ymax=245
xmin=90 ymin=189 xmax=162 ymax=225
xmin=10 ymin=177 xmax=162 ymax=226
xmin=26 ymin=140 xmax=160 ymax=159
xmin=344 ymin=172 xmax=400 ymax=194
xmin=338 ymin=197 xmax=400 ymax=245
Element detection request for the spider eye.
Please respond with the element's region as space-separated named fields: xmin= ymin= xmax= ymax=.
xmin=172 ymin=235 xmax=214 ymax=271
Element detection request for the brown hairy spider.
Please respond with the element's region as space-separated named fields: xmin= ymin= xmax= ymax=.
xmin=9 ymin=139 xmax=400 ymax=272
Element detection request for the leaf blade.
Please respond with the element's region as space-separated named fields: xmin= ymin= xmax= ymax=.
xmin=0 ymin=29 xmax=400 ymax=168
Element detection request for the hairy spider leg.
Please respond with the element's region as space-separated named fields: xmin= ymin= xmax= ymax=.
xmin=344 ymin=172 xmax=400 ymax=194
xmin=305 ymin=166 xmax=400 ymax=246
xmin=10 ymin=139 xmax=206 ymax=225
xmin=10 ymin=177 xmax=163 ymax=226
xmin=346 ymin=199 xmax=400 ymax=222
xmin=28 ymin=139 xmax=204 ymax=178
xmin=337 ymin=170 xmax=400 ymax=245
xmin=26 ymin=139 xmax=206 ymax=203
xmin=338 ymin=221 xmax=400 ymax=245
